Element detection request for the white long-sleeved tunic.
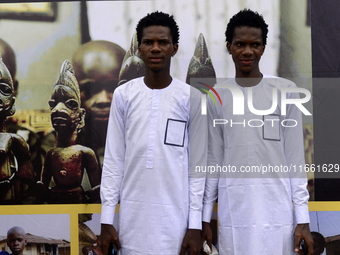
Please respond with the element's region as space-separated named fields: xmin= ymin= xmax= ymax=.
xmin=203 ymin=76 xmax=310 ymax=255
xmin=101 ymin=77 xmax=206 ymax=255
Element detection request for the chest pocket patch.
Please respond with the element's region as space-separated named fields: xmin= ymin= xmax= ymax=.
xmin=164 ymin=119 xmax=187 ymax=147
xmin=263 ymin=115 xmax=280 ymax=141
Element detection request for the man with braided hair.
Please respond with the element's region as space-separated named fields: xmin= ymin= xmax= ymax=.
xmin=39 ymin=60 xmax=101 ymax=204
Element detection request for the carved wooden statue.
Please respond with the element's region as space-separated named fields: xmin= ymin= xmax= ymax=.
xmin=186 ymin=33 xmax=216 ymax=84
xmin=39 ymin=60 xmax=100 ymax=204
xmin=0 ymin=54 xmax=34 ymax=204
xmin=118 ymin=33 xmax=145 ymax=85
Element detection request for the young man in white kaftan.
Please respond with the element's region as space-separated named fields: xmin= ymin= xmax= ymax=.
xmin=201 ymin=9 xmax=314 ymax=255
xmin=100 ymin=12 xmax=206 ymax=255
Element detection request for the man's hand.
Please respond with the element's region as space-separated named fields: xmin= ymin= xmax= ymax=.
xmin=100 ymin=224 xmax=121 ymax=255
xmin=180 ymin=229 xmax=201 ymax=255
xmin=201 ymin=222 xmax=213 ymax=253
xmin=294 ymin=223 xmax=313 ymax=255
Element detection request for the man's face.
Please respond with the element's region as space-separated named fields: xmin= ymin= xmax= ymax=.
xmin=138 ymin=25 xmax=178 ymax=73
xmin=49 ymin=86 xmax=81 ymax=132
xmin=227 ymin=26 xmax=265 ymax=78
xmin=78 ymin=64 xmax=122 ymax=126
xmin=7 ymin=230 xmax=26 ymax=255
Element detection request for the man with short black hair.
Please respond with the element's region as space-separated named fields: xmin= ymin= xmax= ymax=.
xmin=100 ymin=11 xmax=206 ymax=255
xmin=310 ymin=232 xmax=325 ymax=255
xmin=202 ymin=9 xmax=313 ymax=255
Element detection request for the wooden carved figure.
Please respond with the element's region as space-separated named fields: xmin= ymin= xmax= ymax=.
xmin=0 ymin=54 xmax=34 ymax=204
xmin=39 ymin=60 xmax=100 ymax=204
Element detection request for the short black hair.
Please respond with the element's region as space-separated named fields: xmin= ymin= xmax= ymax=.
xmin=225 ymin=9 xmax=268 ymax=45
xmin=136 ymin=11 xmax=179 ymax=45
xmin=311 ymin=231 xmax=325 ymax=249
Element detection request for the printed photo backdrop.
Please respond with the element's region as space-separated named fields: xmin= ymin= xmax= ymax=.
xmin=0 ymin=214 xmax=70 ymax=255
xmin=0 ymin=0 xmax=337 ymax=254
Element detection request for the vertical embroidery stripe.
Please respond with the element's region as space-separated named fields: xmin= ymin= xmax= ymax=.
xmin=146 ymin=90 xmax=161 ymax=168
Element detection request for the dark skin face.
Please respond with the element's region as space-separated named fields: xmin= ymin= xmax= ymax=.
xmin=7 ymin=228 xmax=26 ymax=255
xmin=138 ymin=25 xmax=178 ymax=89
xmin=73 ymin=43 xmax=125 ymax=123
xmin=227 ymin=26 xmax=265 ymax=79
xmin=78 ymin=72 xmax=116 ymax=123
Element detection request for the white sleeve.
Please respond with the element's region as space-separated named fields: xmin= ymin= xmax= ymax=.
xmin=100 ymin=89 xmax=126 ymax=225
xmin=188 ymin=89 xmax=207 ymax=230
xmin=284 ymin=83 xmax=310 ymax=224
xmin=202 ymin=95 xmax=223 ymax=223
